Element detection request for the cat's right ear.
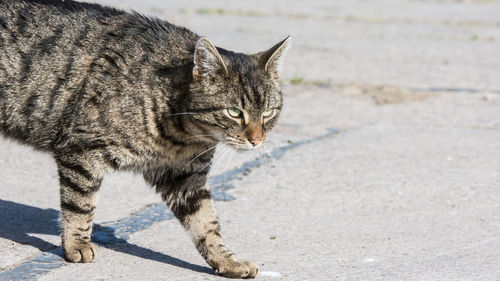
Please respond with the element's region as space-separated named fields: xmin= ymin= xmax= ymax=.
xmin=258 ymin=36 xmax=292 ymax=79
xmin=193 ymin=38 xmax=228 ymax=79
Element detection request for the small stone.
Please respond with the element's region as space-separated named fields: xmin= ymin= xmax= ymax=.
xmin=481 ymin=94 xmax=497 ymax=102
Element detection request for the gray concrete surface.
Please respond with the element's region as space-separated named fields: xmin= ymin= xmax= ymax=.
xmin=1 ymin=0 xmax=499 ymax=280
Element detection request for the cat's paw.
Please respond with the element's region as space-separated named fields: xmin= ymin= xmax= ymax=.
xmin=63 ymin=242 xmax=97 ymax=263
xmin=216 ymin=259 xmax=259 ymax=279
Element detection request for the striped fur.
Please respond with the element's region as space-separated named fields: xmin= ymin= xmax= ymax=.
xmin=0 ymin=0 xmax=289 ymax=278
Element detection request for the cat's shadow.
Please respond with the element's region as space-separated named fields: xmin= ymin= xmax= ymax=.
xmin=0 ymin=199 xmax=214 ymax=275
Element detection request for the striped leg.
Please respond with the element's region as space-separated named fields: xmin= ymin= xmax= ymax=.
xmin=185 ymin=195 xmax=258 ymax=278
xmin=144 ymin=165 xmax=258 ymax=278
xmin=56 ymin=156 xmax=102 ymax=263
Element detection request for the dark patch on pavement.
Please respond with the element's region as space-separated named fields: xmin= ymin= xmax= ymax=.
xmin=92 ymin=203 xmax=173 ymax=243
xmin=0 ymin=248 xmax=64 ymax=281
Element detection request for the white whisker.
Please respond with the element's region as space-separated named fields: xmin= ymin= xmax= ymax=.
xmin=210 ymin=145 xmax=230 ymax=170
xmin=184 ymin=145 xmax=217 ymax=169
xmin=198 ymin=157 xmax=215 ymax=173
xmin=262 ymin=144 xmax=277 ymax=167
xmin=224 ymin=147 xmax=237 ymax=188
xmin=166 ymin=112 xmax=199 ymax=116
xmin=258 ymin=148 xmax=267 ymax=182
xmin=186 ymin=134 xmax=219 ymax=140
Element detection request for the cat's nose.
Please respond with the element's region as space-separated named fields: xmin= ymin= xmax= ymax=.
xmin=246 ymin=125 xmax=263 ymax=147
xmin=248 ymin=138 xmax=261 ymax=147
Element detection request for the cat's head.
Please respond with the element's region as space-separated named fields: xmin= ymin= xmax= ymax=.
xmin=188 ymin=36 xmax=291 ymax=150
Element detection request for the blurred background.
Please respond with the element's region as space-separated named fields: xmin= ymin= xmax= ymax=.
xmin=98 ymin=0 xmax=500 ymax=91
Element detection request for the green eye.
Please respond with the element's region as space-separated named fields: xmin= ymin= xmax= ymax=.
xmin=227 ymin=107 xmax=242 ymax=118
xmin=263 ymin=108 xmax=275 ymax=118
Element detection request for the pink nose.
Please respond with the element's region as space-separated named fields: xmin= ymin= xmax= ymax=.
xmin=248 ymin=138 xmax=261 ymax=147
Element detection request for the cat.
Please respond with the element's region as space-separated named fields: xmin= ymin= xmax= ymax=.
xmin=0 ymin=0 xmax=290 ymax=278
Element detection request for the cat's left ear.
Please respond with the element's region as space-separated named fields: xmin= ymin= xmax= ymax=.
xmin=258 ymin=36 xmax=291 ymax=78
xmin=193 ymin=38 xmax=228 ymax=79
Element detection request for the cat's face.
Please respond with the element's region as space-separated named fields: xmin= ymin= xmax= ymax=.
xmin=188 ymin=37 xmax=290 ymax=150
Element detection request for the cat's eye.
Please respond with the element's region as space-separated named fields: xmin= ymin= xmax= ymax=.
xmin=262 ymin=109 xmax=275 ymax=119
xmin=227 ymin=107 xmax=242 ymax=118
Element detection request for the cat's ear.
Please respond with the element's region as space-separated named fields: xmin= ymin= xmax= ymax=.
xmin=193 ymin=38 xmax=228 ymax=79
xmin=258 ymin=36 xmax=291 ymax=78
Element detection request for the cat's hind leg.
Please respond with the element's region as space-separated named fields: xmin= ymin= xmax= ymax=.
xmin=55 ymin=153 xmax=104 ymax=263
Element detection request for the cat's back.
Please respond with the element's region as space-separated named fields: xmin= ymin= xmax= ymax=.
xmin=0 ymin=0 xmax=199 ymax=151
xmin=0 ymin=0 xmax=125 ymax=21
xmin=0 ymin=0 xmax=130 ymax=91
xmin=0 ymin=0 xmax=198 ymax=97
xmin=0 ymin=0 xmax=129 ymax=147
xmin=0 ymin=0 xmax=126 ymax=36
xmin=0 ymin=0 xmax=197 ymax=89
xmin=0 ymin=0 xmax=132 ymax=91
xmin=0 ymin=0 xmax=127 ymax=67
xmin=0 ymin=0 xmax=198 ymax=70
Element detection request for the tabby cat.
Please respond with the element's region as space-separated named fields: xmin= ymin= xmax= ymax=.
xmin=0 ymin=0 xmax=290 ymax=278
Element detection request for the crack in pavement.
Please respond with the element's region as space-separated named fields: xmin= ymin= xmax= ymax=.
xmin=0 ymin=128 xmax=340 ymax=280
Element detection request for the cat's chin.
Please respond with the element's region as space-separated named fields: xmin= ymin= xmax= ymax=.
xmin=230 ymin=143 xmax=264 ymax=152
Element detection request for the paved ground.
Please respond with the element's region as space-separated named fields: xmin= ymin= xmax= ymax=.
xmin=1 ymin=0 xmax=500 ymax=280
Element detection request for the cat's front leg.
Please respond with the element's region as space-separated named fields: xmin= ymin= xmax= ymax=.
xmin=183 ymin=194 xmax=258 ymax=278
xmin=144 ymin=166 xmax=258 ymax=278
xmin=56 ymin=155 xmax=103 ymax=263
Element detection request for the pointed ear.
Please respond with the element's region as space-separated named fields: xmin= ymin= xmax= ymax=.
xmin=259 ymin=36 xmax=291 ymax=78
xmin=193 ymin=37 xmax=228 ymax=79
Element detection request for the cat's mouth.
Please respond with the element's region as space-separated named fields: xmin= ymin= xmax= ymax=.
xmin=224 ymin=137 xmax=267 ymax=151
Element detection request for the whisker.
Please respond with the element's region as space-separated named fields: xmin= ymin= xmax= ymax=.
xmin=260 ymin=149 xmax=269 ymax=183
xmin=165 ymin=112 xmax=199 ymax=116
xmin=184 ymin=145 xmax=217 ymax=169
xmin=224 ymin=147 xmax=237 ymax=189
xmin=198 ymin=157 xmax=215 ymax=173
xmin=262 ymin=144 xmax=277 ymax=167
xmin=209 ymin=145 xmax=230 ymax=170
xmin=185 ymin=134 xmax=219 ymax=140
